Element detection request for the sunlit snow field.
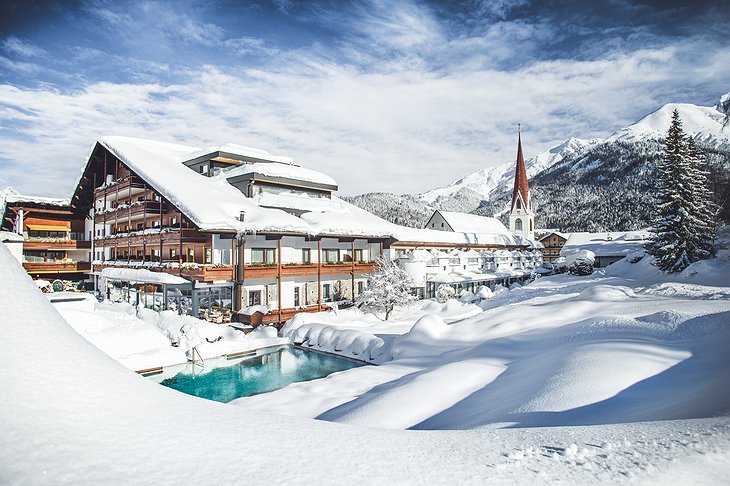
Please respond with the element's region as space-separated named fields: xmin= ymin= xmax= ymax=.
xmin=1 ymin=240 xmax=729 ymax=484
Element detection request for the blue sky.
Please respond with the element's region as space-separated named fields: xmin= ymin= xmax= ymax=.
xmin=1 ymin=0 xmax=729 ymax=197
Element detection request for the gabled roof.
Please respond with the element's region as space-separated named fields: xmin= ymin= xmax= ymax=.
xmin=538 ymin=231 xmax=569 ymax=241
xmin=511 ymin=132 xmax=530 ymax=209
xmin=433 ymin=210 xmax=510 ymax=234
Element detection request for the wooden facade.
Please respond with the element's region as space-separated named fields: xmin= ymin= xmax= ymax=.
xmin=1 ymin=198 xmax=92 ymax=283
xmin=538 ymin=232 xmax=568 ymax=263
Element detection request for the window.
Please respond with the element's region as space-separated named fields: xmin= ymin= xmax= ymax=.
xmin=186 ymin=247 xmax=194 ymax=262
xmin=514 ymin=218 xmax=523 ymax=231
xmin=170 ymin=248 xmax=177 ymax=260
xmin=517 ymin=199 xmax=522 ymax=209
xmin=170 ymin=217 xmax=177 ymax=226
xmin=248 ymin=290 xmax=261 ymax=306
xmin=323 ymin=249 xmax=339 ymax=263
xmin=441 ymin=222 xmax=444 ymax=227
xmin=153 ymin=194 xmax=161 ymax=202
xmin=357 ymin=281 xmax=365 ymax=296
xmin=136 ymin=249 xmax=143 ymax=259
xmin=200 ymin=164 xmax=208 ymax=174
xmin=137 ymin=196 xmax=145 ymax=202
xmin=322 ymin=283 xmax=331 ymax=302
xmin=302 ymin=248 xmax=311 ymax=264
xmin=152 ymin=220 xmax=160 ymax=227
xmin=205 ymin=247 xmax=212 ymax=264
xmin=136 ymin=223 xmax=144 ymax=231
xmin=251 ymin=248 xmax=276 ymax=264
xmin=354 ymin=249 xmax=364 ymax=262
xmin=152 ymin=249 xmax=160 ymax=262
xmin=294 ymin=287 xmax=300 ymax=307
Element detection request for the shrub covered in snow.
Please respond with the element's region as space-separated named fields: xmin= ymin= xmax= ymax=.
xmin=565 ymin=250 xmax=595 ymax=276
xmin=435 ymin=284 xmax=456 ymax=303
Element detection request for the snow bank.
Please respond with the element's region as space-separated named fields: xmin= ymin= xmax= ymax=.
xmin=283 ymin=316 xmax=386 ymax=362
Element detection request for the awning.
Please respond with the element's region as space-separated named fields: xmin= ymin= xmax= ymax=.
xmin=26 ymin=224 xmax=70 ymax=232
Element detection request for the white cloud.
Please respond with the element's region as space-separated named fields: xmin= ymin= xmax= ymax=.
xmin=0 ymin=1 xmax=728 ymax=199
xmin=1 ymin=36 xmax=47 ymax=58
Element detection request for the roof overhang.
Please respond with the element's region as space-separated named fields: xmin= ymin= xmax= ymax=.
xmin=227 ymin=173 xmax=338 ymax=193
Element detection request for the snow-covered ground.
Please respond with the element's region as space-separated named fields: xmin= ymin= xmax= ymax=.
xmin=234 ymin=253 xmax=730 ymax=431
xmin=2 ymin=240 xmax=729 ymax=484
xmin=48 ymin=293 xmax=287 ymax=371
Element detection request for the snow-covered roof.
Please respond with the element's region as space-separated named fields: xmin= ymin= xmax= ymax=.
xmin=1 ymin=187 xmax=70 ymax=223
xmin=393 ymin=225 xmax=530 ymax=247
xmin=436 ymin=210 xmax=510 ymax=234
xmin=561 ymin=231 xmax=651 ymax=257
xmin=538 ymin=231 xmax=569 ymax=241
xmin=101 ymin=267 xmax=190 ymax=285
xmin=222 ymin=162 xmax=337 ymax=188
xmin=97 ymin=137 xmax=311 ymax=234
xmin=183 ymin=143 xmax=295 ymax=165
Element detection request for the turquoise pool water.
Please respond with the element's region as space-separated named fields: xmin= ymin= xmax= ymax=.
xmin=160 ymin=346 xmax=364 ymax=403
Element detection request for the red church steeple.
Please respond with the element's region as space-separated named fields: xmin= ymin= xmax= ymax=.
xmin=511 ymin=127 xmax=530 ymax=211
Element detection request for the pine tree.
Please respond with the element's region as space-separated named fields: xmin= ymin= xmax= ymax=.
xmin=646 ymin=110 xmax=716 ymax=272
xmin=356 ymin=256 xmax=415 ymax=320
xmin=686 ymin=138 xmax=718 ymax=258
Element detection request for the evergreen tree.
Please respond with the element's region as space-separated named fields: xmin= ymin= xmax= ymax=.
xmin=686 ymin=138 xmax=718 ymax=258
xmin=357 ymin=256 xmax=415 ymax=320
xmin=646 ymin=110 xmax=716 ymax=272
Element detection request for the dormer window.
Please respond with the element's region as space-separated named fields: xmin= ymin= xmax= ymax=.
xmin=200 ymin=164 xmax=208 ymax=175
xmin=517 ymin=199 xmax=522 ymax=210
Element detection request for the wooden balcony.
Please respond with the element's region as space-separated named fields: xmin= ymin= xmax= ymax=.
xmin=23 ymin=261 xmax=91 ymax=274
xmin=242 ymin=262 xmax=377 ymax=280
xmin=23 ymin=239 xmax=91 ymax=250
xmin=93 ymin=177 xmax=145 ymax=198
xmin=320 ymin=263 xmax=355 ymax=275
xmin=94 ymin=229 xmax=206 ymax=246
xmin=93 ymin=263 xmax=233 ymax=282
xmin=243 ymin=265 xmax=279 ymax=279
xmin=353 ymin=262 xmax=377 ymax=274
xmin=180 ymin=265 xmax=234 ymax=281
xmin=280 ymin=263 xmax=318 ymax=277
xmin=94 ymin=201 xmax=167 ymax=222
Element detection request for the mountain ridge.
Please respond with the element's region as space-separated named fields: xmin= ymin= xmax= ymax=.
xmin=344 ymin=92 xmax=730 ymax=232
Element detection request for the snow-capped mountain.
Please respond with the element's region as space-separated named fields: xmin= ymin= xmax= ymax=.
xmin=607 ymin=101 xmax=730 ymax=148
xmin=418 ymin=137 xmax=598 ymax=205
xmin=346 ymin=92 xmax=730 ymax=231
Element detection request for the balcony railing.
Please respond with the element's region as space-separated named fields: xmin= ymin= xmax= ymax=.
xmin=24 ymin=237 xmax=92 ymax=250
xmin=94 ymin=176 xmax=145 ymax=197
xmin=93 ymin=262 xmax=233 ymax=282
xmin=95 ymin=200 xmax=167 ymax=220
xmin=23 ymin=261 xmax=91 ymax=273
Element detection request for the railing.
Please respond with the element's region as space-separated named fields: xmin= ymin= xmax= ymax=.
xmin=94 ymin=228 xmax=206 ymax=244
xmin=93 ymin=262 xmax=234 ymax=282
xmin=23 ymin=261 xmax=91 ymax=273
xmin=93 ymin=176 xmax=145 ymax=197
xmin=23 ymin=239 xmax=91 ymax=250
xmin=95 ymin=201 xmax=167 ymax=220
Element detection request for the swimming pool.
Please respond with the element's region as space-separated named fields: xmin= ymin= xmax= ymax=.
xmin=160 ymin=346 xmax=364 ymax=403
